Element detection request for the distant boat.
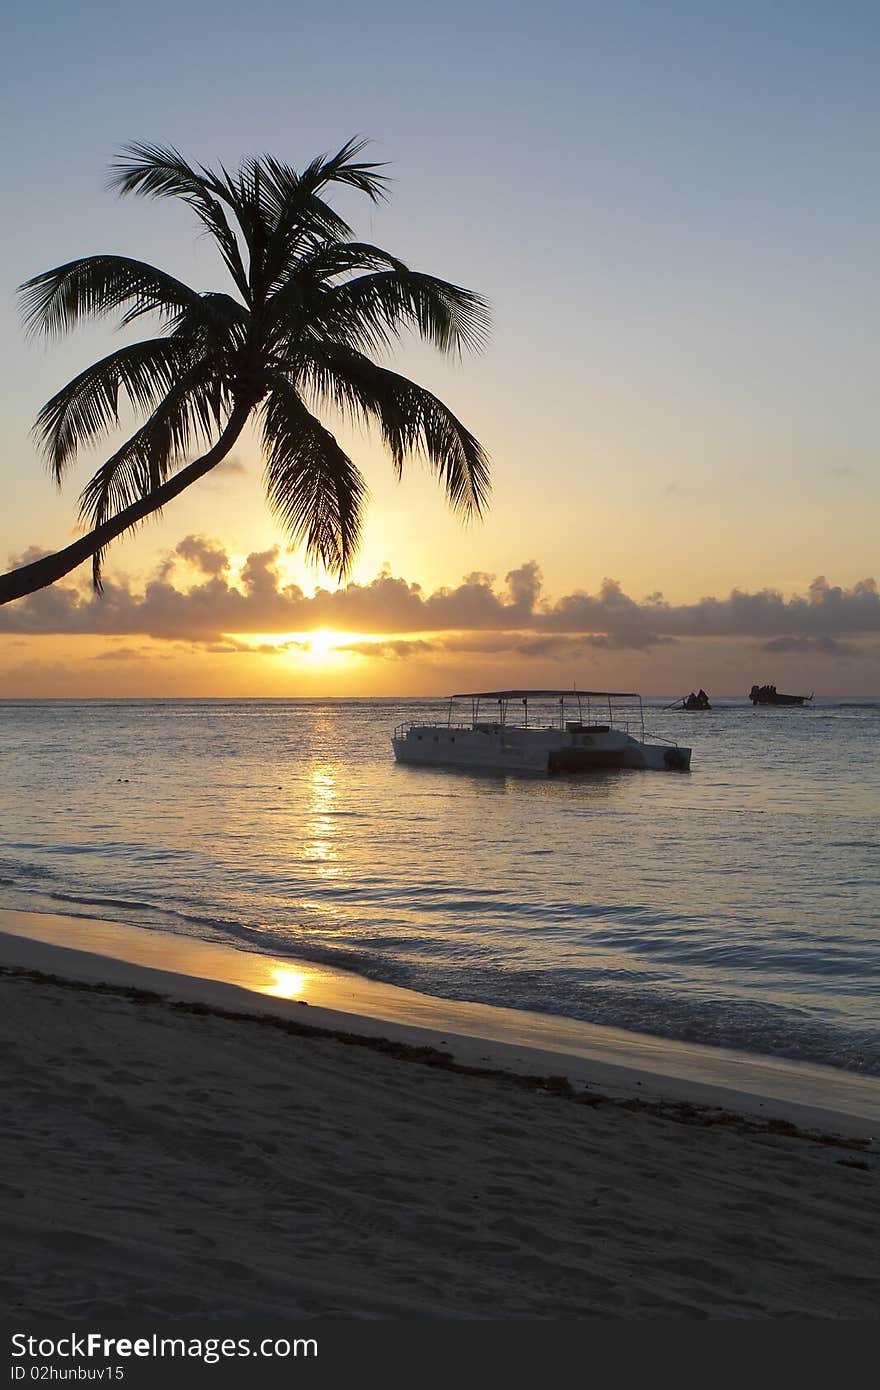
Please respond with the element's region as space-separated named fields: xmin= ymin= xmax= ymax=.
xmin=749 ymin=684 xmax=812 ymax=707
xmin=682 ymin=690 xmax=712 ymax=711
xmin=393 ymin=689 xmax=692 ymax=774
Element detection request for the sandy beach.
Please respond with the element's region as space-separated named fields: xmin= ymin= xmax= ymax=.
xmin=2 ymin=924 xmax=878 ymax=1319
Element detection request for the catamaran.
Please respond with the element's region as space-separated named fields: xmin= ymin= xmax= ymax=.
xmin=392 ymin=690 xmax=691 ymax=775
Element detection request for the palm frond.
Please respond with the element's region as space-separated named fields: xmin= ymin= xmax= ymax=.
xmin=299 ymin=346 xmax=490 ymax=516
xmin=109 ymin=142 xmax=387 ymax=309
xmin=109 ymin=142 xmax=227 ymax=202
xmin=18 ymin=256 xmax=201 ymax=340
xmin=78 ymin=361 xmax=228 ymax=588
xmin=257 ymin=142 xmax=389 ymax=292
xmin=270 ymin=242 xmax=407 ymax=309
xmin=35 ymin=338 xmax=202 ymax=481
xmin=263 ymin=138 xmax=388 ymax=218
xmin=260 ymin=197 xmax=353 ymax=295
xmin=297 ymin=137 xmax=389 ymax=202
xmin=225 ymin=159 xmax=276 ymax=304
xmin=163 ymin=292 xmax=249 ymax=353
xmin=256 ymin=172 xmax=356 ymax=298
xmin=261 ymin=245 xmax=409 ymax=360
xmin=109 ymin=143 xmax=249 ymax=298
xmin=261 ymin=376 xmax=367 ymax=576
xmin=326 ymin=268 xmax=491 ymax=357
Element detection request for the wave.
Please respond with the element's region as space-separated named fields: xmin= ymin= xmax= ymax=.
xmin=46 ymin=890 xmax=174 ymax=916
xmin=3 ymin=880 xmax=878 ymax=1077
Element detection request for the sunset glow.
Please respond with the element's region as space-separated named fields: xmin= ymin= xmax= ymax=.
xmin=0 ymin=4 xmax=877 ymax=696
xmin=299 ymin=629 xmax=376 ymax=664
xmin=308 ymin=629 xmax=337 ymax=660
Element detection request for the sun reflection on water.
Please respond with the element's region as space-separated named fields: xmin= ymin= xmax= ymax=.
xmin=306 ymin=763 xmax=341 ymax=876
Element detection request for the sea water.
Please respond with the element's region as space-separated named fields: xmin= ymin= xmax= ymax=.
xmin=0 ymin=697 xmax=877 ymax=1073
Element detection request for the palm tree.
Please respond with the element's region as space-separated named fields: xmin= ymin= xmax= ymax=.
xmin=0 ymin=139 xmax=490 ymax=605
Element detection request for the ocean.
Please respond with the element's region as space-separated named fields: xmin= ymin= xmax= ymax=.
xmin=1 ymin=697 xmax=877 ymax=1074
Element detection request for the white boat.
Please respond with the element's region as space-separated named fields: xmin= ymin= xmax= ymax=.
xmin=392 ymin=689 xmax=691 ymax=775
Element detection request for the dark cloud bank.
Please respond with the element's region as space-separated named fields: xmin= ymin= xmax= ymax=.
xmin=2 ymin=538 xmax=878 ymax=659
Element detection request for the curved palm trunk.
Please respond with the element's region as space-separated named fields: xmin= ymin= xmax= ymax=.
xmin=0 ymin=405 xmax=251 ymax=606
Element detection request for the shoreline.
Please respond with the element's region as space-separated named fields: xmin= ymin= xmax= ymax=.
xmin=4 ymin=957 xmax=875 ymax=1155
xmin=2 ymin=907 xmax=878 ymax=1139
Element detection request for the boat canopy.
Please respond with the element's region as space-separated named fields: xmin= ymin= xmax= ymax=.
xmin=446 ymin=689 xmax=645 ymax=736
xmin=450 ymin=689 xmax=641 ymax=700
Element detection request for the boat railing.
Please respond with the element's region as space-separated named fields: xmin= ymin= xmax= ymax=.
xmin=395 ymin=715 xmax=683 ymax=749
xmin=642 ymin=729 xmax=681 ymax=747
xmin=394 ymin=720 xmax=473 ymax=739
xmin=596 ymin=717 xmax=680 ymax=748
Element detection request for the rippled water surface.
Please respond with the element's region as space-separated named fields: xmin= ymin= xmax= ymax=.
xmin=1 ymin=697 xmax=878 ymax=1072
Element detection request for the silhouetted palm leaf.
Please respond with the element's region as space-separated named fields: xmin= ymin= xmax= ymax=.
xmin=108 ymin=143 xmax=249 ymax=297
xmin=262 ymin=377 xmax=367 ymax=575
xmin=19 ymin=256 xmax=201 ymax=340
xmin=335 ymin=269 xmax=491 ymax=356
xmin=79 ymin=359 xmax=226 ymax=588
xmin=36 ymin=338 xmax=199 ymax=481
xmin=300 ymin=345 xmax=490 ymax=516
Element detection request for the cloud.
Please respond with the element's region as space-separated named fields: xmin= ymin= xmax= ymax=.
xmin=198 ymin=454 xmax=249 ymax=485
xmin=8 ymin=545 xmax=54 ymax=567
xmin=338 ymin=638 xmax=437 ymax=660
xmin=95 ymin=645 xmax=148 ymax=661
xmin=505 ymin=561 xmax=543 ymax=612
xmin=215 ymin=455 xmax=248 ymax=477
xmin=174 ymin=535 xmax=230 ymax=577
xmin=760 ymin=635 xmax=860 ymax=657
xmin=1 ymin=536 xmax=878 ymax=658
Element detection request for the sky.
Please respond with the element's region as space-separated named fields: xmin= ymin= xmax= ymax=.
xmin=1 ymin=0 xmax=878 ymax=696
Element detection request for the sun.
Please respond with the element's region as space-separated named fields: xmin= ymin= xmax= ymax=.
xmin=300 ymin=628 xmax=371 ymax=663
xmin=308 ymin=628 xmax=336 ymax=659
xmin=230 ymin=628 xmax=371 ymax=664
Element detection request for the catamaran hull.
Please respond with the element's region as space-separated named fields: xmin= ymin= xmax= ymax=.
xmin=751 ymin=694 xmax=808 ymax=706
xmin=392 ymin=729 xmax=690 ymax=775
xmin=548 ymin=746 xmax=626 ymax=772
